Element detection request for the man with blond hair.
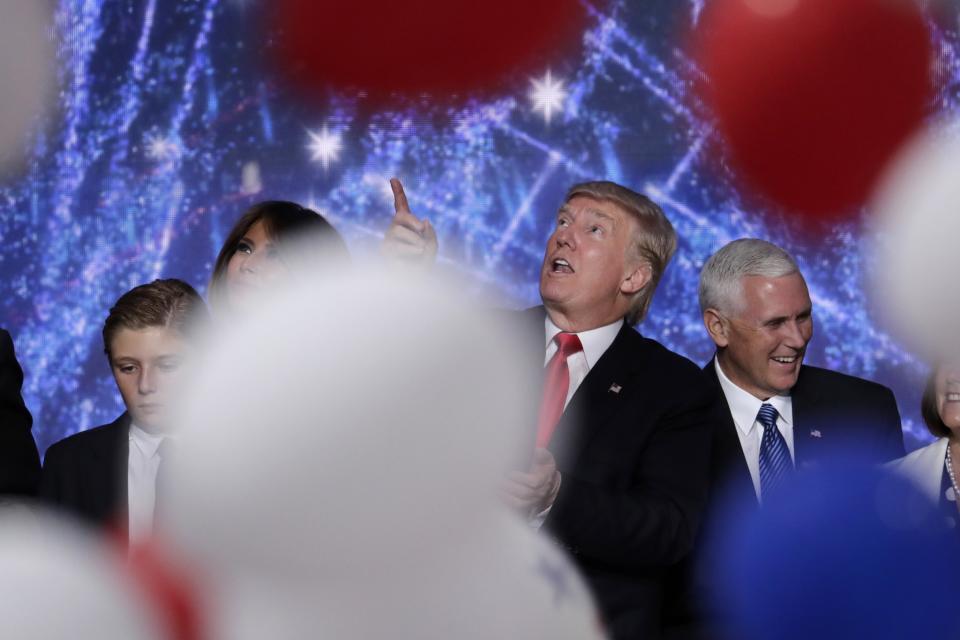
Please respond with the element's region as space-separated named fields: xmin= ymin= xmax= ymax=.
xmin=388 ymin=179 xmax=718 ymax=639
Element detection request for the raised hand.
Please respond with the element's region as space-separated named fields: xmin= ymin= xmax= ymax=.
xmin=382 ymin=177 xmax=438 ymax=265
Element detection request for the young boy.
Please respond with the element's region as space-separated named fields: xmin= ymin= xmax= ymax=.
xmin=39 ymin=279 xmax=208 ymax=542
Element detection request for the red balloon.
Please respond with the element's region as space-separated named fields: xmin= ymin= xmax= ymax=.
xmin=692 ymin=0 xmax=933 ymax=219
xmin=268 ymin=0 xmax=587 ymax=104
xmin=125 ymin=539 xmax=204 ymax=640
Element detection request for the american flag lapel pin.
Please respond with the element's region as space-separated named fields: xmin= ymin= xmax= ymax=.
xmin=608 ymin=383 xmax=622 ymax=394
xmin=810 ymin=429 xmax=822 ymax=439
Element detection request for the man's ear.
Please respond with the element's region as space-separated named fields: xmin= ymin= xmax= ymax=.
xmin=620 ymin=262 xmax=652 ymax=296
xmin=703 ymin=308 xmax=729 ymax=348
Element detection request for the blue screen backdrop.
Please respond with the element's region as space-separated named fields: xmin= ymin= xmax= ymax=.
xmin=2 ymin=0 xmax=956 ymax=454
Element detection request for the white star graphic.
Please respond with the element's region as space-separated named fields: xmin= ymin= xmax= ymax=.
xmin=145 ymin=133 xmax=179 ymax=161
xmin=529 ymin=70 xmax=567 ymax=124
xmin=307 ymin=125 xmax=343 ymax=170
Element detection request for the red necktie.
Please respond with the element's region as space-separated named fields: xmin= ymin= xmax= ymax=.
xmin=536 ymin=332 xmax=584 ymax=448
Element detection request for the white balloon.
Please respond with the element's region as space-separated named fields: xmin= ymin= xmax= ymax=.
xmin=870 ymin=119 xmax=960 ymax=363
xmin=164 ymin=267 xmax=536 ymax=582
xmin=206 ymin=511 xmax=605 ymax=640
xmin=0 ymin=506 xmax=164 ymax=639
xmin=0 ymin=0 xmax=55 ymax=175
xmin=161 ymin=264 xmax=608 ymax=638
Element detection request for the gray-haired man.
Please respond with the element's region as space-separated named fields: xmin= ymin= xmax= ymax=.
xmin=664 ymin=238 xmax=904 ymax=638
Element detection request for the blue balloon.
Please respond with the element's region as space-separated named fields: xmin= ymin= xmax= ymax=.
xmin=709 ymin=454 xmax=960 ymax=640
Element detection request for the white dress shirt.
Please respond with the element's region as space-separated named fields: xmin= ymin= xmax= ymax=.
xmin=714 ymin=359 xmax=795 ymax=500
xmin=530 ymin=316 xmax=623 ymax=526
xmin=127 ymin=423 xmax=165 ymax=543
xmin=543 ymin=315 xmax=623 ymax=410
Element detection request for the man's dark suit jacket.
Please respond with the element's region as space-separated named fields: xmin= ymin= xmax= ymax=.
xmin=516 ymin=308 xmax=719 ymax=640
xmin=38 ymin=412 xmax=129 ymax=529
xmin=663 ymin=361 xmax=905 ymax=638
xmin=0 ymin=329 xmax=40 ymax=495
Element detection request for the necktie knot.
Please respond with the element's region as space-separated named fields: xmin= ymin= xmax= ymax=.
xmin=554 ymin=332 xmax=583 ymax=359
xmin=757 ymin=403 xmax=779 ymax=431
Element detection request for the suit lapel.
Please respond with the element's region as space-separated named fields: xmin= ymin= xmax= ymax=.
xmin=551 ymin=323 xmax=638 ymax=466
xmin=91 ymin=413 xmax=130 ymax=520
xmin=703 ymin=360 xmax=757 ymax=503
xmin=790 ymin=366 xmax=821 ymax=471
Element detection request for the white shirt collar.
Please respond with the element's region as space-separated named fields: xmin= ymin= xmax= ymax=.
xmin=544 ymin=315 xmax=623 ymax=367
xmin=714 ymin=357 xmax=793 ymax=438
xmin=128 ymin=422 xmax=165 ymax=459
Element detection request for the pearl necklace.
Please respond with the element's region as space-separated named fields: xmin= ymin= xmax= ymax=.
xmin=945 ymin=443 xmax=960 ymax=514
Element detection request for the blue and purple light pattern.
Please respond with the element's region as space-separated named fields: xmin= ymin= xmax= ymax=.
xmin=1 ymin=0 xmax=957 ymax=452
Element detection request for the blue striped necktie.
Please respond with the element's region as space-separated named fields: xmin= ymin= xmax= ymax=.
xmin=757 ymin=403 xmax=792 ymax=499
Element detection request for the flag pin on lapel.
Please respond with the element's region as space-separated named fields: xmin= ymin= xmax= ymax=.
xmin=810 ymin=429 xmax=822 ymax=439
xmin=608 ymin=383 xmax=622 ymax=394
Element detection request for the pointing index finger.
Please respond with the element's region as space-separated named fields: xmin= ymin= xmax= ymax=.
xmin=390 ymin=177 xmax=410 ymax=215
